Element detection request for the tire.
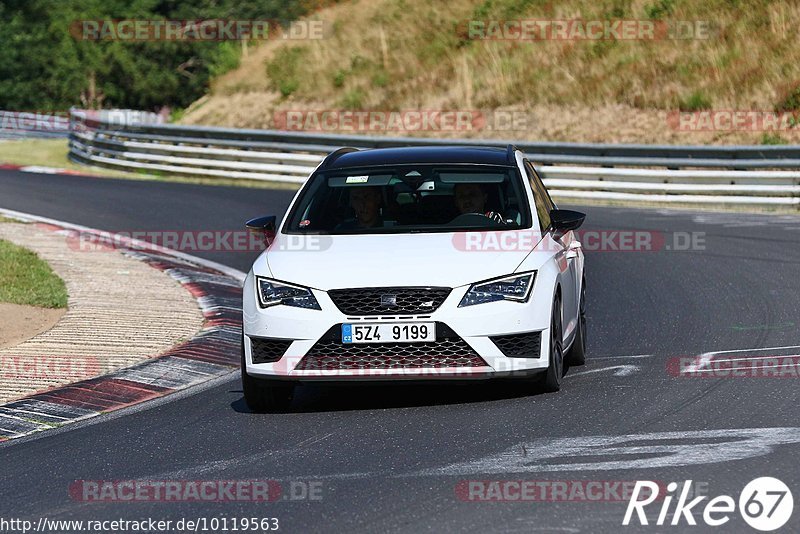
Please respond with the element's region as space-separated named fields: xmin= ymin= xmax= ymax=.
xmin=241 ymin=338 xmax=294 ymax=413
xmin=565 ymin=280 xmax=587 ymax=367
xmin=540 ymin=296 xmax=565 ymax=393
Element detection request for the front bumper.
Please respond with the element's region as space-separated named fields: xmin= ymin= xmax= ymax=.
xmin=242 ymin=273 xmax=553 ymax=381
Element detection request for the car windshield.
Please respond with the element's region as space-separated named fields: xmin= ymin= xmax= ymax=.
xmin=284 ymin=165 xmax=531 ymax=234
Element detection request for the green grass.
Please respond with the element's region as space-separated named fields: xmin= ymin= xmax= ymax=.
xmin=266 ymin=46 xmax=308 ymax=97
xmin=0 ymin=239 xmax=68 ymax=308
xmin=776 ymin=83 xmax=800 ymax=113
xmin=761 ymin=133 xmax=788 ymax=145
xmin=678 ymin=91 xmax=713 ymax=112
xmin=0 ymin=139 xmax=156 ymax=179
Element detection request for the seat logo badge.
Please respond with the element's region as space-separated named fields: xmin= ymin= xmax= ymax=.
xmin=381 ymin=295 xmax=397 ymax=307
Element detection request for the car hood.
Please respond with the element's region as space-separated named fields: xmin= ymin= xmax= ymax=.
xmin=263 ymin=232 xmax=538 ymax=290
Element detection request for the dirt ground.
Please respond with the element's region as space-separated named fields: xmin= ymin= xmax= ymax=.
xmin=0 ymin=303 xmax=65 ymax=349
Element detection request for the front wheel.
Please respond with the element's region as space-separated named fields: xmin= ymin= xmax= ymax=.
xmin=241 ymin=338 xmax=294 ymax=413
xmin=540 ymin=296 xmax=564 ymax=392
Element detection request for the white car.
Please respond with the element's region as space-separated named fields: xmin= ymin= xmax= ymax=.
xmin=242 ymin=146 xmax=586 ymax=411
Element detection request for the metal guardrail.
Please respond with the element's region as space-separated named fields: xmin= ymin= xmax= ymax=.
xmin=67 ymin=110 xmax=800 ymax=208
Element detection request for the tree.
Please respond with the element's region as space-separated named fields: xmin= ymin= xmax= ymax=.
xmin=0 ymin=0 xmax=335 ymax=111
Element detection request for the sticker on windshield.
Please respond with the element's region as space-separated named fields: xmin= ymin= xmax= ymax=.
xmin=346 ymin=176 xmax=369 ymax=184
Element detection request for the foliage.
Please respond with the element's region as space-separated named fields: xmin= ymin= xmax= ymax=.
xmin=0 ymin=0 xmax=329 ymax=111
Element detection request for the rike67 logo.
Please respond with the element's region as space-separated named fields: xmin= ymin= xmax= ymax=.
xmin=624 ymin=477 xmax=793 ymax=531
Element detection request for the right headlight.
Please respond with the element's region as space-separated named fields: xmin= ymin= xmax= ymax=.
xmin=256 ymin=277 xmax=321 ymax=310
xmin=458 ymin=272 xmax=536 ymax=307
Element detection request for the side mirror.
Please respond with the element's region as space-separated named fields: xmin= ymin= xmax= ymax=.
xmin=550 ymin=209 xmax=585 ymax=239
xmin=245 ymin=215 xmax=277 ymax=233
xmin=246 ymin=216 xmax=277 ymax=248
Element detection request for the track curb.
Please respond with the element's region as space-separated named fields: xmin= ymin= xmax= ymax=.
xmin=0 ymin=208 xmax=246 ymax=441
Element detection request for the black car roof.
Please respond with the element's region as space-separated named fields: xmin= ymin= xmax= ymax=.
xmin=321 ymin=145 xmax=517 ymax=170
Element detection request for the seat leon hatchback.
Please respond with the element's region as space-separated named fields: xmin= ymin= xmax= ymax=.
xmin=242 ymin=145 xmax=586 ymax=411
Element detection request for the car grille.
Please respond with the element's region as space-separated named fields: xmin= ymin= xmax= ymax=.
xmin=250 ymin=337 xmax=293 ymax=363
xmin=328 ymin=287 xmax=451 ymax=316
xmin=490 ymin=331 xmax=542 ymax=358
xmin=295 ymin=325 xmax=486 ymax=370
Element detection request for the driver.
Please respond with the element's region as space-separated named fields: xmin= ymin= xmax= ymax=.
xmin=453 ymin=183 xmax=505 ymax=223
xmin=337 ymin=186 xmax=384 ymax=229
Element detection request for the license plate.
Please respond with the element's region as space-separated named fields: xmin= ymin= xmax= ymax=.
xmin=342 ymin=322 xmax=435 ymax=344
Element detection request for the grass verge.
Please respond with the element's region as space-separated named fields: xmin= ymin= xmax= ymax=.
xmin=0 ymin=238 xmax=68 ymax=308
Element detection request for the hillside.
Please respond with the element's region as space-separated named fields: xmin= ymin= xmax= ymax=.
xmin=180 ymin=0 xmax=800 ymax=144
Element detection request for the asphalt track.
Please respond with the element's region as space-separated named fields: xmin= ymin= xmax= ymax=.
xmin=1 ymin=169 xmax=800 ymax=533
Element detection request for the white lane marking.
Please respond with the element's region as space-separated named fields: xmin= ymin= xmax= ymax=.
xmin=699 ymin=354 xmax=800 ymax=365
xmin=691 ymin=365 xmax=798 ymax=374
xmin=685 ymin=345 xmax=800 ymax=374
xmin=684 ymin=351 xmax=715 ymax=374
xmin=701 ymin=344 xmax=800 ymax=355
xmin=414 ymin=427 xmax=800 ymax=475
xmin=295 ymin=432 xmax=335 ymax=448
xmin=568 ymin=365 xmax=640 ymax=378
xmin=591 ymin=354 xmax=652 ymax=360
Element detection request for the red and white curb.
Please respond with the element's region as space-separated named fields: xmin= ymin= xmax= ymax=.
xmin=0 ymin=208 xmax=246 ymax=441
xmin=0 ymin=162 xmax=92 ymax=177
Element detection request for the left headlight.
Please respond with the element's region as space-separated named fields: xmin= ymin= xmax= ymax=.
xmin=256 ymin=277 xmax=321 ymax=310
xmin=458 ymin=272 xmax=536 ymax=307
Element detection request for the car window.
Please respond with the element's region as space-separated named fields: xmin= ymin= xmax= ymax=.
xmin=284 ymin=165 xmax=531 ymax=234
xmin=524 ymin=160 xmax=554 ymax=232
